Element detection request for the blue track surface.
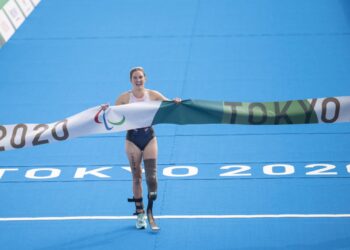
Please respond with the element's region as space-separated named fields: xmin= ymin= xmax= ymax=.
xmin=1 ymin=1 xmax=350 ymax=249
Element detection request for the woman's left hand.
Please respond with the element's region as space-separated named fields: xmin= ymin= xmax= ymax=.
xmin=173 ymin=97 xmax=182 ymax=104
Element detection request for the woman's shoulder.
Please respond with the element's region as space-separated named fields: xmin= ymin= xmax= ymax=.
xmin=147 ymin=89 xmax=168 ymax=101
xmin=115 ymin=91 xmax=130 ymax=105
xmin=147 ymin=89 xmax=160 ymax=96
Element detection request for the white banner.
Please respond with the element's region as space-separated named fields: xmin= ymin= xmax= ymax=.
xmin=0 ymin=9 xmax=15 ymax=44
xmin=15 ymin=0 xmax=33 ymax=17
xmin=0 ymin=0 xmax=40 ymax=47
xmin=3 ymin=0 xmax=25 ymax=28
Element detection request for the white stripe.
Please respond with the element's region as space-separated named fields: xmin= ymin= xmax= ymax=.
xmin=1 ymin=214 xmax=350 ymax=221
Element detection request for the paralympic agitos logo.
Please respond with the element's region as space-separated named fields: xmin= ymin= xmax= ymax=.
xmin=94 ymin=104 xmax=125 ymax=130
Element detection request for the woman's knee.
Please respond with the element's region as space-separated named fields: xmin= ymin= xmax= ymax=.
xmin=132 ymin=168 xmax=142 ymax=184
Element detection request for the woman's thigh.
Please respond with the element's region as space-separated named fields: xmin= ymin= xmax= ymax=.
xmin=143 ymin=137 xmax=158 ymax=160
xmin=125 ymin=140 xmax=143 ymax=173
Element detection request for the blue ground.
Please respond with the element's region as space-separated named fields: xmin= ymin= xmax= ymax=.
xmin=1 ymin=0 xmax=350 ymax=249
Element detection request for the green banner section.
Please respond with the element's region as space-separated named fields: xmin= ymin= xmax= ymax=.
xmin=152 ymin=99 xmax=224 ymax=125
xmin=223 ymin=99 xmax=319 ymax=125
xmin=152 ymin=99 xmax=323 ymax=125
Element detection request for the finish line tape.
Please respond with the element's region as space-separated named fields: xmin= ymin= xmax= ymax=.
xmin=1 ymin=96 xmax=350 ymax=152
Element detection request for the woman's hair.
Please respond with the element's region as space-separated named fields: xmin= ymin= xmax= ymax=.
xmin=130 ymin=66 xmax=146 ymax=80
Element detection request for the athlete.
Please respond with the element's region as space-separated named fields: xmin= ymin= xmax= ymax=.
xmin=115 ymin=67 xmax=180 ymax=231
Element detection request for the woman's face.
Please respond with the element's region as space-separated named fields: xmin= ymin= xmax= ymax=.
xmin=131 ymin=70 xmax=146 ymax=89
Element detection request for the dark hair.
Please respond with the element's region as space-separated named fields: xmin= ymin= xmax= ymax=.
xmin=130 ymin=67 xmax=146 ymax=80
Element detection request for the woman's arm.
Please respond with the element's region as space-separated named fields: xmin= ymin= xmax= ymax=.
xmin=149 ymin=90 xmax=181 ymax=103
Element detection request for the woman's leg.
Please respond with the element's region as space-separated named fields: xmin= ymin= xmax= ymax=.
xmin=125 ymin=140 xmax=143 ymax=213
xmin=142 ymin=137 xmax=160 ymax=230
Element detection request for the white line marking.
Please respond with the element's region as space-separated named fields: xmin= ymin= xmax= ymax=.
xmin=1 ymin=214 xmax=350 ymax=221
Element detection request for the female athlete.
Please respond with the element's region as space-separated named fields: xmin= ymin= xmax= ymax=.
xmin=115 ymin=67 xmax=180 ymax=230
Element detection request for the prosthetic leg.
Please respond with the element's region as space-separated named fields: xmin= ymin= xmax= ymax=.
xmin=147 ymin=192 xmax=159 ymax=231
xmin=144 ymin=159 xmax=160 ymax=231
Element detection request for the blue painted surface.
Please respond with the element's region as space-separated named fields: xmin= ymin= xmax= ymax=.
xmin=1 ymin=0 xmax=350 ymax=249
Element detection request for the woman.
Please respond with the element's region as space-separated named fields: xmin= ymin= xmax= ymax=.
xmin=115 ymin=67 xmax=180 ymax=230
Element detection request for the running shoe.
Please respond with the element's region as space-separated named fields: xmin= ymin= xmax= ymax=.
xmin=136 ymin=213 xmax=147 ymax=229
